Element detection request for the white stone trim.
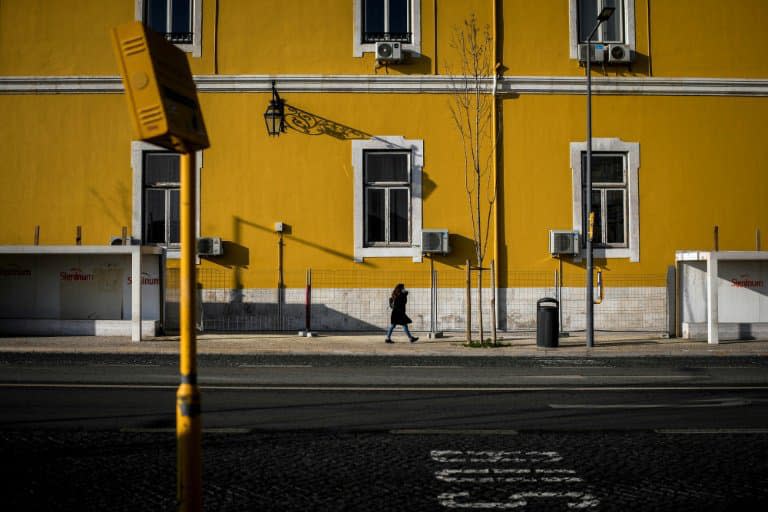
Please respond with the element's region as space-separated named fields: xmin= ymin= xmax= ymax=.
xmin=135 ymin=0 xmax=203 ymax=58
xmin=131 ymin=141 xmax=203 ymax=260
xmin=570 ymin=138 xmax=640 ymax=262
xmin=568 ymin=0 xmax=636 ymax=59
xmin=353 ymin=0 xmax=421 ymax=57
xmin=352 ymin=136 xmax=423 ymax=263
xmin=4 ymin=75 xmax=768 ymax=96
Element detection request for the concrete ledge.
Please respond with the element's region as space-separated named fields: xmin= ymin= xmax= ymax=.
xmin=682 ymin=322 xmax=768 ymax=341
xmin=0 ymin=319 xmax=160 ymax=337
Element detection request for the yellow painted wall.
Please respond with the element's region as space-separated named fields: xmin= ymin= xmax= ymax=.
xmin=502 ymin=0 xmax=768 ymax=78
xmin=3 ymin=1 xmax=766 ymax=78
xmin=199 ymin=91 xmax=476 ymax=287
xmin=503 ymin=94 xmax=768 ymax=279
xmin=0 ymin=0 xmax=492 ymax=77
xmin=0 ymin=1 xmax=132 ymax=75
xmin=0 ymin=90 xmax=477 ymax=287
xmin=0 ymin=95 xmax=133 ymax=244
xmin=2 ymin=0 xmax=767 ymax=291
xmin=650 ymin=0 xmax=768 ymax=78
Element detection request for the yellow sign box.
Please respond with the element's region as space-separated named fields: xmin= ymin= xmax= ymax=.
xmin=111 ymin=21 xmax=209 ymax=152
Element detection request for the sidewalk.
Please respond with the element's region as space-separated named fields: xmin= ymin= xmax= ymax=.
xmin=1 ymin=331 xmax=767 ymax=357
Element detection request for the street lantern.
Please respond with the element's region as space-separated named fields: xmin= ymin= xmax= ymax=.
xmin=585 ymin=6 xmax=614 ymax=349
xmin=264 ymin=81 xmax=286 ymax=136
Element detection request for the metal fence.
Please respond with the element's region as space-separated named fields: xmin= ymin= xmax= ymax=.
xmin=164 ymin=266 xmax=670 ymax=334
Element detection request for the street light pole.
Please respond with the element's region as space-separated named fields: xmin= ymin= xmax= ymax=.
xmin=585 ymin=7 xmax=614 ymax=349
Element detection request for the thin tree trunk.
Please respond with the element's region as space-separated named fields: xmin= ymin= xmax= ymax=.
xmin=465 ymin=259 xmax=472 ymax=343
xmin=478 ymin=266 xmax=484 ymax=343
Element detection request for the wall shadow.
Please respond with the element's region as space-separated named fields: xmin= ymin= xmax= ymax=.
xmin=206 ymin=241 xmax=249 ymax=268
xmin=375 ymin=53 xmax=432 ymax=75
xmin=164 ymin=303 xmax=384 ymax=332
xmin=284 ymin=105 xmax=372 ymax=140
xmin=441 ymin=233 xmax=476 ymax=268
xmin=421 ymin=170 xmax=437 ymax=200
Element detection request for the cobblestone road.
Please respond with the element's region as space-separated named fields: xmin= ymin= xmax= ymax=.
xmin=1 ymin=430 xmax=766 ymax=511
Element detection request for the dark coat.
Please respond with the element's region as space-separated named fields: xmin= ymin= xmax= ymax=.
xmin=390 ymin=292 xmax=412 ymax=325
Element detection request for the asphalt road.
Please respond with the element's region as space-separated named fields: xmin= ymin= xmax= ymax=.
xmin=1 ymin=353 xmax=767 ymax=510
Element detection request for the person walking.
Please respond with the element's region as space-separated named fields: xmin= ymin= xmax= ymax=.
xmin=385 ymin=283 xmax=418 ymax=343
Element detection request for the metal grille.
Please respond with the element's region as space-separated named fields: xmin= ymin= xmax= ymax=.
xmin=560 ymin=272 xmax=668 ymax=332
xmin=164 ymin=267 xmax=669 ymax=334
xmin=310 ymin=270 xmax=432 ymax=331
xmin=162 ymin=32 xmax=193 ymax=44
xmin=363 ymin=32 xmax=412 ymax=43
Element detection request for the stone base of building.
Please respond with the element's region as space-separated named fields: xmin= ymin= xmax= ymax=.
xmin=0 ymin=319 xmax=160 ymax=337
xmin=681 ymin=322 xmax=768 ymax=341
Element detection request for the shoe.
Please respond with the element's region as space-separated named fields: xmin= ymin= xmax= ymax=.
xmin=410 ymin=337 xmax=419 ymax=343
xmin=385 ymin=339 xmax=394 ymax=344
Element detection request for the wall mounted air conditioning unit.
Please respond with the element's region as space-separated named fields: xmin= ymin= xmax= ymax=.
xmin=607 ymin=43 xmax=632 ymax=64
xmin=197 ymin=236 xmax=223 ymax=257
xmin=549 ymin=230 xmax=580 ymax=256
xmin=422 ymin=229 xmax=450 ymax=254
xmin=578 ymin=43 xmax=606 ymax=64
xmin=375 ymin=41 xmax=402 ymax=63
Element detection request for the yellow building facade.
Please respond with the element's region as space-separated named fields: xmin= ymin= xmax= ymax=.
xmin=1 ymin=1 xmax=767 ymax=336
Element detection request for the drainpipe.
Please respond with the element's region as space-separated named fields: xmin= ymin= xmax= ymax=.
xmin=433 ymin=0 xmax=439 ymax=75
xmin=492 ymin=0 xmax=501 ymax=328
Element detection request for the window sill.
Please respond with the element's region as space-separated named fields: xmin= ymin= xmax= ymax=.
xmin=354 ymin=246 xmax=422 ymax=263
xmin=575 ymin=247 xmax=637 ymax=262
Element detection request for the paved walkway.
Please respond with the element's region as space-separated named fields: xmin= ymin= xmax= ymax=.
xmin=1 ymin=331 xmax=767 ymax=357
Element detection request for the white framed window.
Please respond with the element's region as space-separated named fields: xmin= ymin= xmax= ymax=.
xmin=353 ymin=0 xmax=421 ymax=57
xmin=570 ymin=138 xmax=639 ymax=262
xmin=364 ymin=151 xmax=412 ymax=247
xmin=135 ymin=0 xmax=203 ymax=58
xmin=568 ymin=0 xmax=635 ymax=59
xmin=131 ymin=141 xmax=202 ymax=259
xmin=352 ymin=137 xmax=423 ymax=262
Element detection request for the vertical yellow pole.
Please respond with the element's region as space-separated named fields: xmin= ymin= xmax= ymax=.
xmin=466 ymin=259 xmax=472 ymax=343
xmin=177 ymin=151 xmax=202 ymax=512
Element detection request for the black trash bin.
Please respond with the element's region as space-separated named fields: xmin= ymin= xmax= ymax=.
xmin=536 ymin=297 xmax=559 ymax=348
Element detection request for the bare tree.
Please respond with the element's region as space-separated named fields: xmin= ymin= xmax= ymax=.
xmin=447 ymin=14 xmax=497 ymax=343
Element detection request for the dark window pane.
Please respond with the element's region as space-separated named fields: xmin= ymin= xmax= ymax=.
xmin=144 ymin=189 xmax=166 ymax=243
xmin=602 ymin=0 xmax=623 ymax=42
xmin=171 ymin=0 xmax=191 ymax=33
xmin=590 ymin=190 xmax=602 ymax=244
xmin=592 ymin=156 xmax=623 ymax=183
xmin=365 ymin=153 xmax=408 ymax=182
xmin=389 ymin=0 xmax=409 ymax=35
xmin=578 ymin=0 xmax=598 ymax=42
xmin=145 ymin=0 xmax=167 ymax=33
xmin=366 ymin=188 xmax=386 ymax=244
xmin=606 ymin=189 xmax=625 ymax=244
xmin=364 ymin=0 xmax=385 ymax=34
xmin=168 ymin=189 xmax=180 ymax=244
xmin=389 ymin=188 xmax=409 ymax=242
xmin=583 ymin=154 xmax=624 ymax=183
xmin=144 ymin=153 xmax=179 ymax=185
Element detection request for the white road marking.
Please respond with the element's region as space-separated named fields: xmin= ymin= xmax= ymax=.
xmin=596 ymin=375 xmax=692 ymax=379
xmin=550 ymin=366 xmax=612 ymax=369
xmin=239 ymin=364 xmax=313 ymax=368
xmin=3 ymin=383 xmax=768 ymax=392
xmin=655 ymin=428 xmax=768 ymax=434
xmin=436 ymin=468 xmax=582 ymax=483
xmin=120 ymin=427 xmax=250 ymax=434
xmin=391 ymin=429 xmax=518 ymax=435
xmin=433 ymin=450 xmax=598 ymax=509
xmin=391 ymin=365 xmax=464 ymax=369
xmin=689 ymin=366 xmax=755 ymax=369
xmin=549 ymin=398 xmax=751 ymax=409
xmin=431 ymin=451 xmax=562 ymax=464
xmin=438 ymin=491 xmax=598 ymax=509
